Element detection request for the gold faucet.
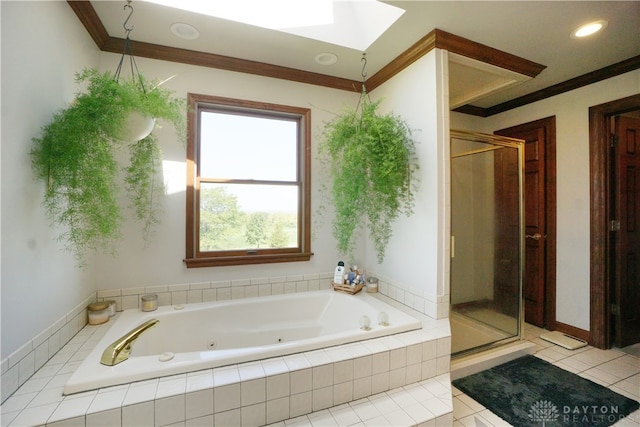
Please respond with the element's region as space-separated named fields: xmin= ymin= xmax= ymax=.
xmin=100 ymin=319 xmax=159 ymax=366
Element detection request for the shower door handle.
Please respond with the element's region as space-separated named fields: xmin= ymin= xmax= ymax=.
xmin=525 ymin=233 xmax=542 ymax=240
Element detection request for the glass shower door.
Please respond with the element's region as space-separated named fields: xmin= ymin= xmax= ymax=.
xmin=450 ymin=130 xmax=524 ymax=356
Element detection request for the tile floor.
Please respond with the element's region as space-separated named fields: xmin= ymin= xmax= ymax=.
xmin=452 ymin=323 xmax=640 ymax=427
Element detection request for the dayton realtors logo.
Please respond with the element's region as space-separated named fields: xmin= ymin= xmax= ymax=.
xmin=528 ymin=400 xmax=627 ymax=425
xmin=528 ymin=400 xmax=559 ymax=426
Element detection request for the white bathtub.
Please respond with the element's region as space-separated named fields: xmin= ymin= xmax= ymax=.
xmin=64 ymin=289 xmax=421 ymax=394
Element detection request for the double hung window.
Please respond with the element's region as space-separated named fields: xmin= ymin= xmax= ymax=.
xmin=185 ymin=94 xmax=312 ymax=267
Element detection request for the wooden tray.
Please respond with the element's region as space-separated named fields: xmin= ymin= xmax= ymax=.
xmin=331 ymin=281 xmax=364 ymax=295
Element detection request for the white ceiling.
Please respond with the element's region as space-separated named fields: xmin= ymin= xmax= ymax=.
xmin=89 ymin=1 xmax=640 ymax=110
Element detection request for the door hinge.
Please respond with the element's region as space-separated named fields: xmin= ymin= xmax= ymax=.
xmin=610 ymin=220 xmax=621 ymax=231
xmin=610 ymin=134 xmax=618 ymax=148
xmin=611 ymin=304 xmax=620 ymax=316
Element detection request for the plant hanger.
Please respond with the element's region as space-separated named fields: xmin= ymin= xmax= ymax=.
xmin=114 ymin=0 xmax=146 ymax=93
xmin=354 ymin=52 xmax=372 ymax=114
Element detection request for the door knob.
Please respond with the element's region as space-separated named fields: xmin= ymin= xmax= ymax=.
xmin=525 ymin=233 xmax=542 ymax=240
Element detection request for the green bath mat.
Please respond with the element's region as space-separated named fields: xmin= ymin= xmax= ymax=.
xmin=452 ymin=355 xmax=639 ymax=427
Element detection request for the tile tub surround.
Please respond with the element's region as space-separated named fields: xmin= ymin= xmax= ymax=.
xmin=0 ymin=314 xmax=451 ymax=426
xmin=1 ymin=293 xmax=95 ymax=403
xmin=1 ymin=273 xmax=332 ymax=403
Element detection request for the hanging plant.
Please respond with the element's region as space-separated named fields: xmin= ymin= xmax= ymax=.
xmin=319 ymin=88 xmax=419 ymax=263
xmin=30 ymin=67 xmax=185 ymax=264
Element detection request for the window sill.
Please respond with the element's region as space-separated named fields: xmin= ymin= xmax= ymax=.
xmin=183 ymin=252 xmax=314 ymax=268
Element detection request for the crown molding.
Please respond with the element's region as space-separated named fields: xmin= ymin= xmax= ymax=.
xmin=68 ymin=1 xmax=637 ymax=116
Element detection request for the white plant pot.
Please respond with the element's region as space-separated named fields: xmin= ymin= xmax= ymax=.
xmin=122 ymin=111 xmax=156 ymax=141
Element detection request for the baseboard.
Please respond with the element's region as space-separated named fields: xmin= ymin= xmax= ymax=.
xmin=551 ymin=321 xmax=590 ymax=342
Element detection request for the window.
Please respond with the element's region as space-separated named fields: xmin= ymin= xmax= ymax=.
xmin=185 ymin=94 xmax=312 ymax=267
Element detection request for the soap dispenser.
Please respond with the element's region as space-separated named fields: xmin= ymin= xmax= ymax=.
xmin=333 ymin=261 xmax=346 ymax=284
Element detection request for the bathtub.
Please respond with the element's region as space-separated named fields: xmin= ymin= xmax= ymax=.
xmin=64 ymin=289 xmax=422 ymax=395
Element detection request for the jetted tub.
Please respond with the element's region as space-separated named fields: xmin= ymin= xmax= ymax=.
xmin=64 ymin=289 xmax=422 ymax=394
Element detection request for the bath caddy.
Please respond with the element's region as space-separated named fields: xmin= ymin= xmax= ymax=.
xmin=331 ymin=281 xmax=364 ymax=295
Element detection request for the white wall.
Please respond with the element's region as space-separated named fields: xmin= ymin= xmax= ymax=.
xmin=364 ymin=49 xmax=450 ymax=313
xmin=1 ymin=1 xmax=100 ymax=359
xmin=452 ymin=69 xmax=640 ymax=331
xmin=90 ymin=53 xmax=358 ymax=289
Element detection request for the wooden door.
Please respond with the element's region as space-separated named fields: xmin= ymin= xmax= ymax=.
xmin=613 ymin=116 xmax=640 ymax=347
xmin=496 ymin=118 xmax=556 ymax=328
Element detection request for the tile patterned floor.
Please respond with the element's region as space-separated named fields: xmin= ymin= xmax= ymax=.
xmin=452 ymin=323 xmax=640 ymax=427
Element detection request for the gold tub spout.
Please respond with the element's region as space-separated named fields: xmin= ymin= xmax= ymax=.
xmin=100 ymin=319 xmax=159 ymax=366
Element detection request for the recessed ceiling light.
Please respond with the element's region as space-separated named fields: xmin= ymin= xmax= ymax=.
xmin=170 ymin=22 xmax=200 ymax=40
xmin=571 ymin=20 xmax=608 ymax=39
xmin=315 ymin=53 xmax=338 ymax=66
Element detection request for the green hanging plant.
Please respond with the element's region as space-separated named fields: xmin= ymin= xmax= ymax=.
xmin=30 ymin=67 xmax=185 ymax=265
xmin=319 ymin=90 xmax=419 ymax=263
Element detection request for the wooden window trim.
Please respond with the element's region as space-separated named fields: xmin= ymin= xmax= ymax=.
xmin=184 ymin=93 xmax=312 ymax=268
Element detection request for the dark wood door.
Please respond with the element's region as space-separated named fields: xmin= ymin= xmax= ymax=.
xmin=614 ymin=116 xmax=640 ymax=347
xmin=496 ymin=118 xmax=556 ymax=328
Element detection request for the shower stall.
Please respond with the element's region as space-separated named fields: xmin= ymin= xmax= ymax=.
xmin=450 ymin=130 xmax=525 ymax=356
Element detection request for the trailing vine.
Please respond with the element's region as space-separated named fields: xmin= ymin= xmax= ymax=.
xmin=30 ymin=67 xmax=185 ymax=264
xmin=319 ymin=91 xmax=419 ymax=263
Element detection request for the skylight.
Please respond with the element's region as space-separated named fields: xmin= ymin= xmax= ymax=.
xmin=143 ymin=0 xmax=405 ymax=51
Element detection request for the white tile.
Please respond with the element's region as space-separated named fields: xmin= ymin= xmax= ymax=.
xmin=312 ymin=385 xmax=332 ymax=411
xmin=185 ymin=370 xmax=213 ymax=393
xmin=266 ymin=396 xmax=290 ymax=424
xmin=1 ymin=391 xmax=37 ymax=414
xmin=329 ymin=405 xmax=360 ymax=426
xmin=214 ymin=408 xmax=240 ymax=427
xmin=369 ymin=393 xmax=401 ymax=413
xmin=87 ymin=388 xmax=127 ymax=413
xmin=353 ymin=356 xmax=372 ymax=380
xmin=290 ymin=369 xmax=312 ymax=395
xmin=384 ymin=408 xmax=415 ymax=426
xmin=371 ymin=372 xmax=389 ymax=394
xmin=186 ymin=414 xmax=214 ymax=426
xmin=27 ymin=386 xmax=65 ymax=407
xmin=155 ymin=395 xmax=185 ymax=426
xmin=185 ymin=389 xmax=213 ymax=420
xmin=46 ymin=415 xmax=85 ymax=427
xmin=241 ymin=378 xmax=265 ymax=406
xmin=85 ymin=407 xmax=121 ymax=426
xmin=241 ymin=402 xmax=266 ymax=427
xmin=453 ymin=396 xmax=475 ymax=419
xmin=423 ymin=397 xmax=451 ymax=418
xmin=267 ymin=373 xmax=290 ymax=400
xmin=456 ymin=393 xmax=484 ymax=413
xmin=156 ymin=375 xmax=186 ymax=399
xmin=8 ymin=402 xmax=58 ymax=427
xmin=363 ymin=414 xmax=391 ymax=426
xmin=284 ymin=354 xmax=311 ymax=371
xmin=238 ymin=362 xmax=265 ymax=381
xmin=583 ymin=366 xmax=621 ymax=386
xmin=122 ymin=380 xmax=158 ymax=406
xmin=404 ymin=402 xmax=435 ymax=424
xmin=213 ymin=366 xmax=240 ymax=387
xmin=214 ymin=383 xmax=240 ymax=412
xmin=372 ymin=352 xmax=390 ymax=375
xmin=333 ymin=360 xmax=354 ymax=384
xmin=289 ymin=391 xmax=312 ymax=418
xmin=353 ymin=376 xmax=372 ymax=400
xmin=122 ymin=401 xmax=154 ymax=427
xmin=389 ymin=348 xmax=407 ymax=372
xmin=312 ymin=364 xmax=333 ymax=390
xmin=333 ymin=381 xmax=353 ymax=405
xmin=262 ymin=358 xmax=289 ymax=376
xmin=387 ymin=388 xmax=418 ymax=407
xmin=48 ymin=395 xmax=94 ymax=423
xmin=308 ymin=410 xmax=337 ymax=426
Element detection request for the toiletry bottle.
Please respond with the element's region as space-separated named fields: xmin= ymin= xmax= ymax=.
xmin=333 ymin=261 xmax=346 ymax=284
